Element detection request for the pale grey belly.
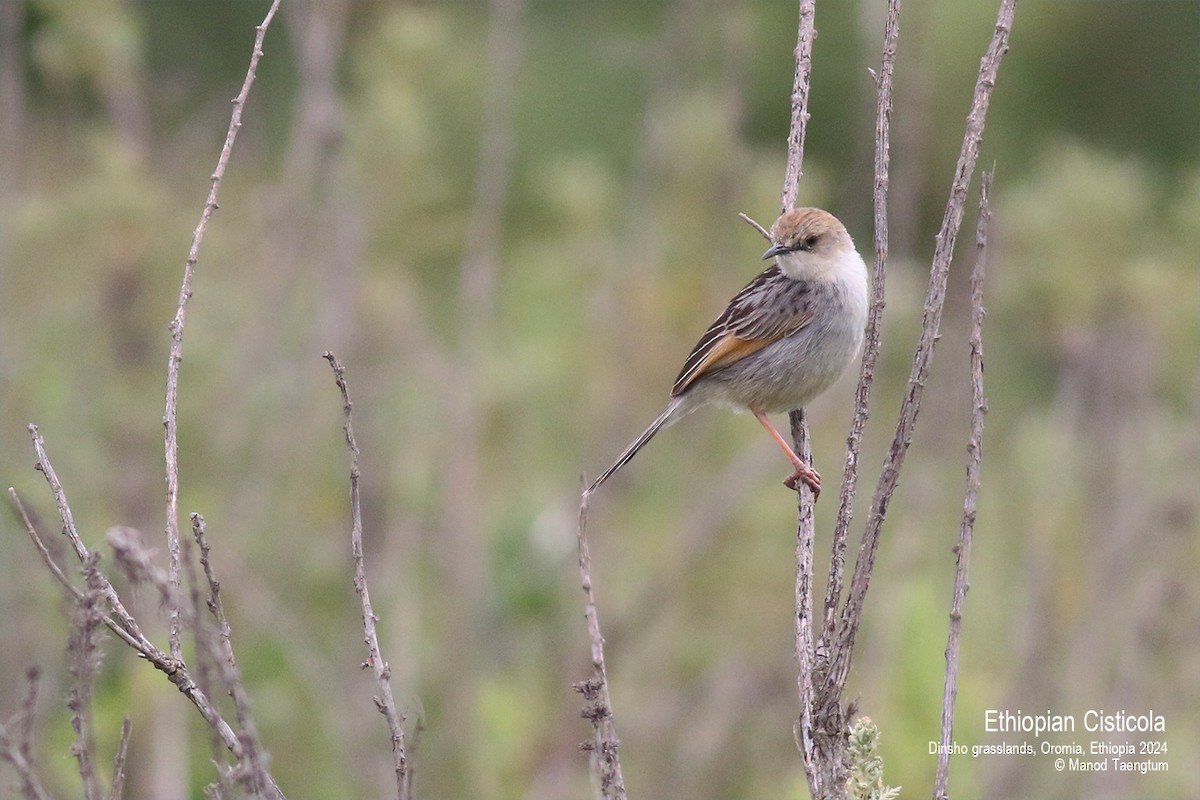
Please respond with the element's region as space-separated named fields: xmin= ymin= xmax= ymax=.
xmin=684 ymin=315 xmax=863 ymax=414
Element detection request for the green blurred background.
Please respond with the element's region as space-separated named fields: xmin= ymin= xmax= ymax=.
xmin=1 ymin=1 xmax=1197 ymax=798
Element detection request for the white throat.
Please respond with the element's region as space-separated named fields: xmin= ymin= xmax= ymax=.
xmin=775 ymin=246 xmax=865 ymax=284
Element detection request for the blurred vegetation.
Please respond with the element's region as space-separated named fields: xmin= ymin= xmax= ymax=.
xmin=1 ymin=1 xmax=1197 ymax=799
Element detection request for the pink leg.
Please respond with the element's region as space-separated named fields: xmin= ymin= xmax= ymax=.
xmin=753 ymin=411 xmax=822 ymax=496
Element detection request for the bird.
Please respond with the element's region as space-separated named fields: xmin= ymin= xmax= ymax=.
xmin=586 ymin=207 xmax=869 ymax=498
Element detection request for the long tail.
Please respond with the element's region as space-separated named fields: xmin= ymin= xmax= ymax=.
xmin=586 ymin=400 xmax=681 ymax=495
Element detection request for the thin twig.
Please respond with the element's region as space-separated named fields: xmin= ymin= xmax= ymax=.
xmin=159 ymin=4 xmax=285 ymax=790
xmin=574 ymin=490 xmax=628 ymax=800
xmin=829 ymin=0 xmax=1016 ymax=699
xmin=17 ymin=444 xmax=248 ymax=765
xmin=182 ymin=530 xmax=228 ymax=770
xmin=67 ymin=552 xmax=105 ymax=800
xmin=323 ymin=352 xmax=410 ymax=800
xmin=738 ymin=211 xmax=771 ymax=242
xmin=10 ymin=486 xmax=80 ymax=594
xmin=933 ymin=171 xmax=991 ymax=800
xmin=191 ymin=513 xmax=277 ymax=799
xmin=16 ymin=667 xmax=40 ymax=772
xmin=163 ymin=0 xmax=281 ymax=662
xmin=780 ymin=0 xmax=822 ymax=793
xmin=824 ymin=0 xmax=900 ymax=649
xmin=790 ymin=411 xmax=819 ymax=773
xmin=106 ymin=717 xmax=133 ymax=800
xmin=0 ymin=720 xmax=54 ymax=800
xmin=26 ymin=428 xmax=154 ymax=651
xmin=0 ymin=667 xmax=53 ymax=800
xmin=14 ymin=5 xmax=287 ymax=793
xmin=28 ymin=423 xmax=86 ymax=562
xmin=781 ymin=0 xmax=816 ymax=211
xmin=9 ymin=487 xmax=153 ymax=657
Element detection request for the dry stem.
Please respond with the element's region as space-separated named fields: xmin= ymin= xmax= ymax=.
xmin=19 ymin=437 xmax=247 ymax=762
xmin=67 ymin=552 xmax=105 ymax=800
xmin=11 ymin=3 xmax=285 ymax=796
xmin=825 ymin=0 xmax=900 ymax=649
xmin=738 ymin=211 xmax=772 ymax=241
xmin=164 ymin=0 xmax=281 ymax=661
xmin=574 ymin=490 xmax=628 ymax=800
xmin=779 ymin=1 xmax=825 ymax=793
xmin=25 ymin=429 xmax=157 ymax=653
xmin=828 ymin=0 xmax=1016 ymax=701
xmin=781 ymin=0 xmax=816 ymax=211
xmin=785 ymin=1 xmax=1015 ymax=796
xmin=192 ymin=513 xmax=276 ymax=798
xmin=933 ymin=171 xmax=991 ymax=800
xmin=106 ymin=717 xmax=132 ymax=800
xmin=323 ymin=352 xmax=411 ymax=800
xmin=0 ymin=677 xmax=54 ymax=800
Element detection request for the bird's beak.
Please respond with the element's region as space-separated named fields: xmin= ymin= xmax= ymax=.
xmin=762 ymin=243 xmax=789 ymax=261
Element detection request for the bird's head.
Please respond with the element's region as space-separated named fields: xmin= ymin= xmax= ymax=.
xmin=763 ymin=208 xmax=857 ymax=280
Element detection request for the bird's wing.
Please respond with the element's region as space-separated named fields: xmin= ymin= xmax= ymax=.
xmin=671 ymin=265 xmax=816 ymax=397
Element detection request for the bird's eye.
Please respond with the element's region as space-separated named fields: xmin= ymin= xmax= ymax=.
xmin=802 ymin=235 xmax=818 ymax=250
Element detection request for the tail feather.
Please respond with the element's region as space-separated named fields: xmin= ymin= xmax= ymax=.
xmin=586 ymin=401 xmax=680 ymax=495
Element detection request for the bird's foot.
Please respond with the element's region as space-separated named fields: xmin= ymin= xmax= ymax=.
xmin=783 ymin=463 xmax=821 ymax=498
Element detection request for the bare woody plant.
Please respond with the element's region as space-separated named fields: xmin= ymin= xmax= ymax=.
xmin=4 ymin=2 xmax=423 ymax=797
xmin=6 ymin=2 xmax=287 ymax=796
xmin=4 ymin=3 xmax=310 ymax=798
xmin=1 ymin=1 xmax=1017 ymax=798
xmin=574 ymin=0 xmax=1017 ymax=798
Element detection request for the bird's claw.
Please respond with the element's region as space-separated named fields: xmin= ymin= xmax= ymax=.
xmin=784 ymin=464 xmax=821 ymax=498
